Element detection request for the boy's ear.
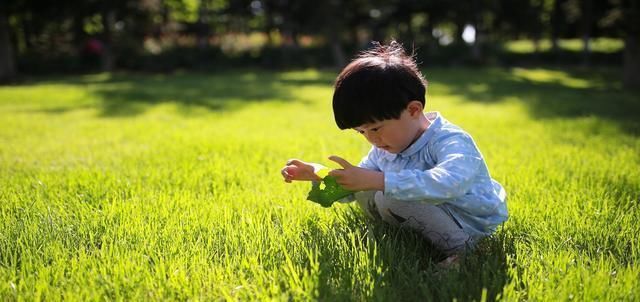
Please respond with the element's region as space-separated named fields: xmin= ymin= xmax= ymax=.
xmin=407 ymin=100 xmax=423 ymax=117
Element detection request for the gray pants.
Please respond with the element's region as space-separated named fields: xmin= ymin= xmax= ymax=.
xmin=355 ymin=191 xmax=472 ymax=256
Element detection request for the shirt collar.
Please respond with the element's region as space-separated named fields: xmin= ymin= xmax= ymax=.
xmin=380 ymin=111 xmax=442 ymax=161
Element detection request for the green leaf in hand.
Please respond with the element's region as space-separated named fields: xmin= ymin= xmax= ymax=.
xmin=307 ymin=168 xmax=354 ymax=207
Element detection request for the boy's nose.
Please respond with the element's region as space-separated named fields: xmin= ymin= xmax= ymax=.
xmin=366 ymin=132 xmax=381 ymax=144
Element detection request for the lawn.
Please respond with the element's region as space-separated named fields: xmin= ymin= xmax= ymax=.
xmin=0 ymin=67 xmax=639 ymax=301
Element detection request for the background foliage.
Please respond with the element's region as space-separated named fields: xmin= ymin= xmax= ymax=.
xmin=1 ymin=0 xmax=639 ymax=87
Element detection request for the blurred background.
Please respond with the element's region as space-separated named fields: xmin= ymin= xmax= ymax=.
xmin=0 ymin=0 xmax=638 ymax=88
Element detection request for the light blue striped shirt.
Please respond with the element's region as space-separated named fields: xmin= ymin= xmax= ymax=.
xmin=355 ymin=112 xmax=508 ymax=239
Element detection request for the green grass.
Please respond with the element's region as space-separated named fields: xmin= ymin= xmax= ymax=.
xmin=1 ymin=67 xmax=639 ymax=301
xmin=503 ymin=38 xmax=624 ymax=54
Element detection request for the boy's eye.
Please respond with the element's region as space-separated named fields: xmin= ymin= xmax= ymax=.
xmin=370 ymin=125 xmax=382 ymax=132
xmin=354 ymin=125 xmax=380 ymax=134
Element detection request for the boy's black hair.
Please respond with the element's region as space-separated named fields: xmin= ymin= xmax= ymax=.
xmin=332 ymin=41 xmax=428 ymax=129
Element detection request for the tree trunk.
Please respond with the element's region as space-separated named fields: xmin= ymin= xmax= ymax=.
xmin=550 ymin=0 xmax=563 ymax=55
xmin=531 ymin=0 xmax=543 ymax=56
xmin=101 ymin=4 xmax=115 ymax=72
xmin=623 ymin=35 xmax=640 ymax=88
xmin=73 ymin=11 xmax=86 ymax=52
xmin=406 ymin=19 xmax=415 ymax=47
xmin=325 ymin=3 xmax=345 ymax=68
xmin=196 ymin=4 xmax=209 ymax=49
xmin=21 ymin=14 xmax=33 ymax=51
xmin=329 ymin=30 xmax=345 ymax=68
xmin=263 ymin=3 xmax=274 ymax=46
xmin=471 ymin=27 xmax=482 ymax=63
xmin=470 ymin=0 xmax=482 ymax=63
xmin=455 ymin=20 xmax=465 ymax=44
xmin=581 ymin=0 xmax=593 ymax=66
xmin=0 ymin=6 xmax=16 ymax=82
xmin=424 ymin=21 xmax=437 ymax=56
xmin=622 ymin=0 xmax=640 ymax=89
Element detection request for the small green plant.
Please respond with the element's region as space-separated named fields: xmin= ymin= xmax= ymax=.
xmin=306 ymin=172 xmax=354 ymax=207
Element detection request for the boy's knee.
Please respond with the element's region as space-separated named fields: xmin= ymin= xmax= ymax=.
xmin=354 ymin=191 xmax=403 ymax=224
xmin=373 ymin=193 xmax=473 ymax=254
xmin=355 ymin=191 xmax=382 ymax=220
xmin=372 ymin=192 xmax=410 ymax=225
xmin=356 ymin=192 xmax=474 ymax=255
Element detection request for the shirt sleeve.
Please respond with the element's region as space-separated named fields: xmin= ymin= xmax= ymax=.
xmin=357 ymin=147 xmax=381 ymax=171
xmin=384 ymin=133 xmax=483 ymax=203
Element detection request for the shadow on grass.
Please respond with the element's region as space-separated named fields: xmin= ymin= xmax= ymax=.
xmin=17 ymin=67 xmax=638 ymax=135
xmin=21 ymin=70 xmax=336 ymax=117
xmin=303 ymin=208 xmax=513 ymax=301
xmin=429 ymin=67 xmax=640 ymax=136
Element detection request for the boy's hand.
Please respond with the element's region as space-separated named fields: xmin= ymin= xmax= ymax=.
xmin=281 ymin=159 xmax=323 ymax=183
xmin=328 ymin=155 xmax=384 ymax=191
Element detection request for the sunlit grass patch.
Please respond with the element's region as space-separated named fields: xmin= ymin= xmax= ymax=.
xmin=1 ymin=67 xmax=638 ymax=300
xmin=503 ymin=38 xmax=624 ymax=54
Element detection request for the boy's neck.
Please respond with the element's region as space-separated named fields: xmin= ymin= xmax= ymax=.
xmin=407 ymin=112 xmax=431 ymax=149
xmin=419 ymin=112 xmax=431 ymax=132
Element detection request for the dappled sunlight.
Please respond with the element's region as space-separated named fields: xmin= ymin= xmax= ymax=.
xmin=277 ymin=69 xmax=331 ymax=81
xmin=87 ymin=71 xmax=332 ymax=117
xmin=3 ymin=71 xmax=333 ymax=118
xmin=511 ymin=68 xmax=598 ymax=89
xmin=428 ymin=67 xmax=640 ymax=136
xmin=466 ymin=83 xmax=489 ymax=93
xmin=503 ymin=38 xmax=624 ymax=54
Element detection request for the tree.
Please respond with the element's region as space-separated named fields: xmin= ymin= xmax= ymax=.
xmin=0 ymin=3 xmax=15 ymax=81
xmin=622 ymin=0 xmax=640 ymax=88
xmin=550 ymin=0 xmax=566 ymax=55
xmin=580 ymin=0 xmax=594 ymax=66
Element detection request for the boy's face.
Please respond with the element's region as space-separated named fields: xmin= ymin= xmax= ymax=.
xmin=353 ymin=107 xmax=424 ymax=154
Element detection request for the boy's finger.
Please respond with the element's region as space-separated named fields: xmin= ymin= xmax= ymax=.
xmin=328 ymin=155 xmax=353 ymax=168
xmin=328 ymin=169 xmax=344 ymax=178
xmin=286 ymin=159 xmax=303 ymax=166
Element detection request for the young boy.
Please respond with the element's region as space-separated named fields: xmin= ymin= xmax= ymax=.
xmin=280 ymin=41 xmax=508 ymax=264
